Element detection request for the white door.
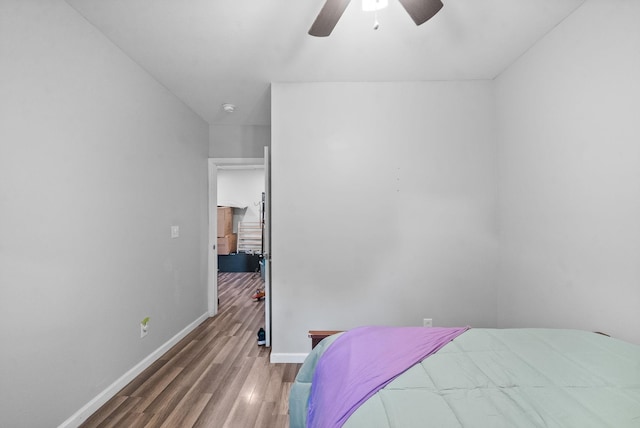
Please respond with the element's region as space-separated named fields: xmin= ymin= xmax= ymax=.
xmin=263 ymin=146 xmax=272 ymax=347
xmin=207 ymin=160 xmax=219 ymax=317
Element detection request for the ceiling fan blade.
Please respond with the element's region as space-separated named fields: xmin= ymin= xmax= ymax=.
xmin=397 ymin=0 xmax=443 ymax=26
xmin=309 ymin=0 xmax=351 ymax=37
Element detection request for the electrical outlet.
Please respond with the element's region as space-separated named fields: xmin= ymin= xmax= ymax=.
xmin=140 ymin=316 xmax=150 ymax=338
xmin=423 ymin=318 xmax=433 ymax=328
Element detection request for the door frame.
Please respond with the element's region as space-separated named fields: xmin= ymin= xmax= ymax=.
xmin=207 ymin=157 xmax=265 ymax=317
xmin=263 ymin=146 xmax=272 ymax=347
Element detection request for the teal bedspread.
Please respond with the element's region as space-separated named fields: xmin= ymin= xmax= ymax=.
xmin=290 ymin=328 xmax=640 ymax=427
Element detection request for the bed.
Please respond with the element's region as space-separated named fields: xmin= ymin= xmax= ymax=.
xmin=290 ymin=327 xmax=640 ymax=427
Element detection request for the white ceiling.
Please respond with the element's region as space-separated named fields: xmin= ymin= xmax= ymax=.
xmin=65 ymin=0 xmax=585 ymax=126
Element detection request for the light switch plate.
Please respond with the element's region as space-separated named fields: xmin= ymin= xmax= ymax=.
xmin=171 ymin=225 xmax=179 ymax=238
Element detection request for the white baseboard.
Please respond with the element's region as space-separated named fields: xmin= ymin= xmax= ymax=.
xmin=58 ymin=312 xmax=210 ymax=428
xmin=270 ymin=353 xmax=309 ymax=364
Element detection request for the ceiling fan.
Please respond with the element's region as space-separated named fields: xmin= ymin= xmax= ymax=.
xmin=309 ymin=0 xmax=443 ymax=37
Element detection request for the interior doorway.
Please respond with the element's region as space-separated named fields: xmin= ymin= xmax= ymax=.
xmin=208 ymin=157 xmax=269 ymax=343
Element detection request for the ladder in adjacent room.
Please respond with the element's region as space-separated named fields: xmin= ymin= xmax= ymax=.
xmin=237 ymin=222 xmax=263 ymax=254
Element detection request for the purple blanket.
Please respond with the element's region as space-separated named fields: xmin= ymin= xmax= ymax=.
xmin=307 ymin=326 xmax=469 ymax=428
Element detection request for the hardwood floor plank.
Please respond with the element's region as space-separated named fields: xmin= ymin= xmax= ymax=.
xmin=254 ymin=401 xmax=276 ymax=428
xmin=222 ymin=356 xmax=272 ymax=427
xmin=189 ymin=362 xmax=225 ymax=396
xmin=78 ymin=396 xmax=128 ymax=427
xmin=129 ymin=366 xmax=185 ymax=413
xmin=283 ymin=363 xmax=302 ymax=383
xmin=110 ymin=410 xmax=155 ymax=428
xmin=158 ymin=391 xmax=212 ymax=428
xmin=192 ymin=356 xmax=255 ymax=427
xmin=277 ymin=381 xmax=295 ymax=417
xmin=96 ymin=396 xmax=143 ymax=428
xmin=117 ymin=358 xmax=168 ymax=397
xmin=264 ymin=363 xmax=285 ymax=403
xmin=138 ymin=384 xmax=190 ymax=421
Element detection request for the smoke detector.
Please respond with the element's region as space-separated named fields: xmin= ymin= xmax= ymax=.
xmin=222 ymin=103 xmax=236 ymax=113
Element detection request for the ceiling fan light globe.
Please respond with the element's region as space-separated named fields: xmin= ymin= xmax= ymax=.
xmin=362 ymin=0 xmax=388 ymax=12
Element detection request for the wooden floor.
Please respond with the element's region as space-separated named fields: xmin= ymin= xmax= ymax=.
xmin=81 ymin=272 xmax=301 ymax=428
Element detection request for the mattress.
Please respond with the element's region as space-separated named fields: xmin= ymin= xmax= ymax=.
xmin=290 ymin=328 xmax=640 ymax=427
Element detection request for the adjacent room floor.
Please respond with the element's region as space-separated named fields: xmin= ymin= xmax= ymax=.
xmin=81 ymin=272 xmax=301 ymax=428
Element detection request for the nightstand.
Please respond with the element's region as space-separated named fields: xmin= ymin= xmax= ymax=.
xmin=308 ymin=330 xmax=343 ymax=349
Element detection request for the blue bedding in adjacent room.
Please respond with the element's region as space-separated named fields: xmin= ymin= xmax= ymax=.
xmin=290 ymin=328 xmax=640 ymax=428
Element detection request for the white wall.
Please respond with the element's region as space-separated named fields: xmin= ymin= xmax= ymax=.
xmin=271 ymin=82 xmax=498 ymax=355
xmin=495 ymin=0 xmax=640 ymax=344
xmin=0 ymin=1 xmax=209 ymax=426
xmin=210 ymin=124 xmax=270 ymax=158
xmin=217 ymin=168 xmax=265 ymax=230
